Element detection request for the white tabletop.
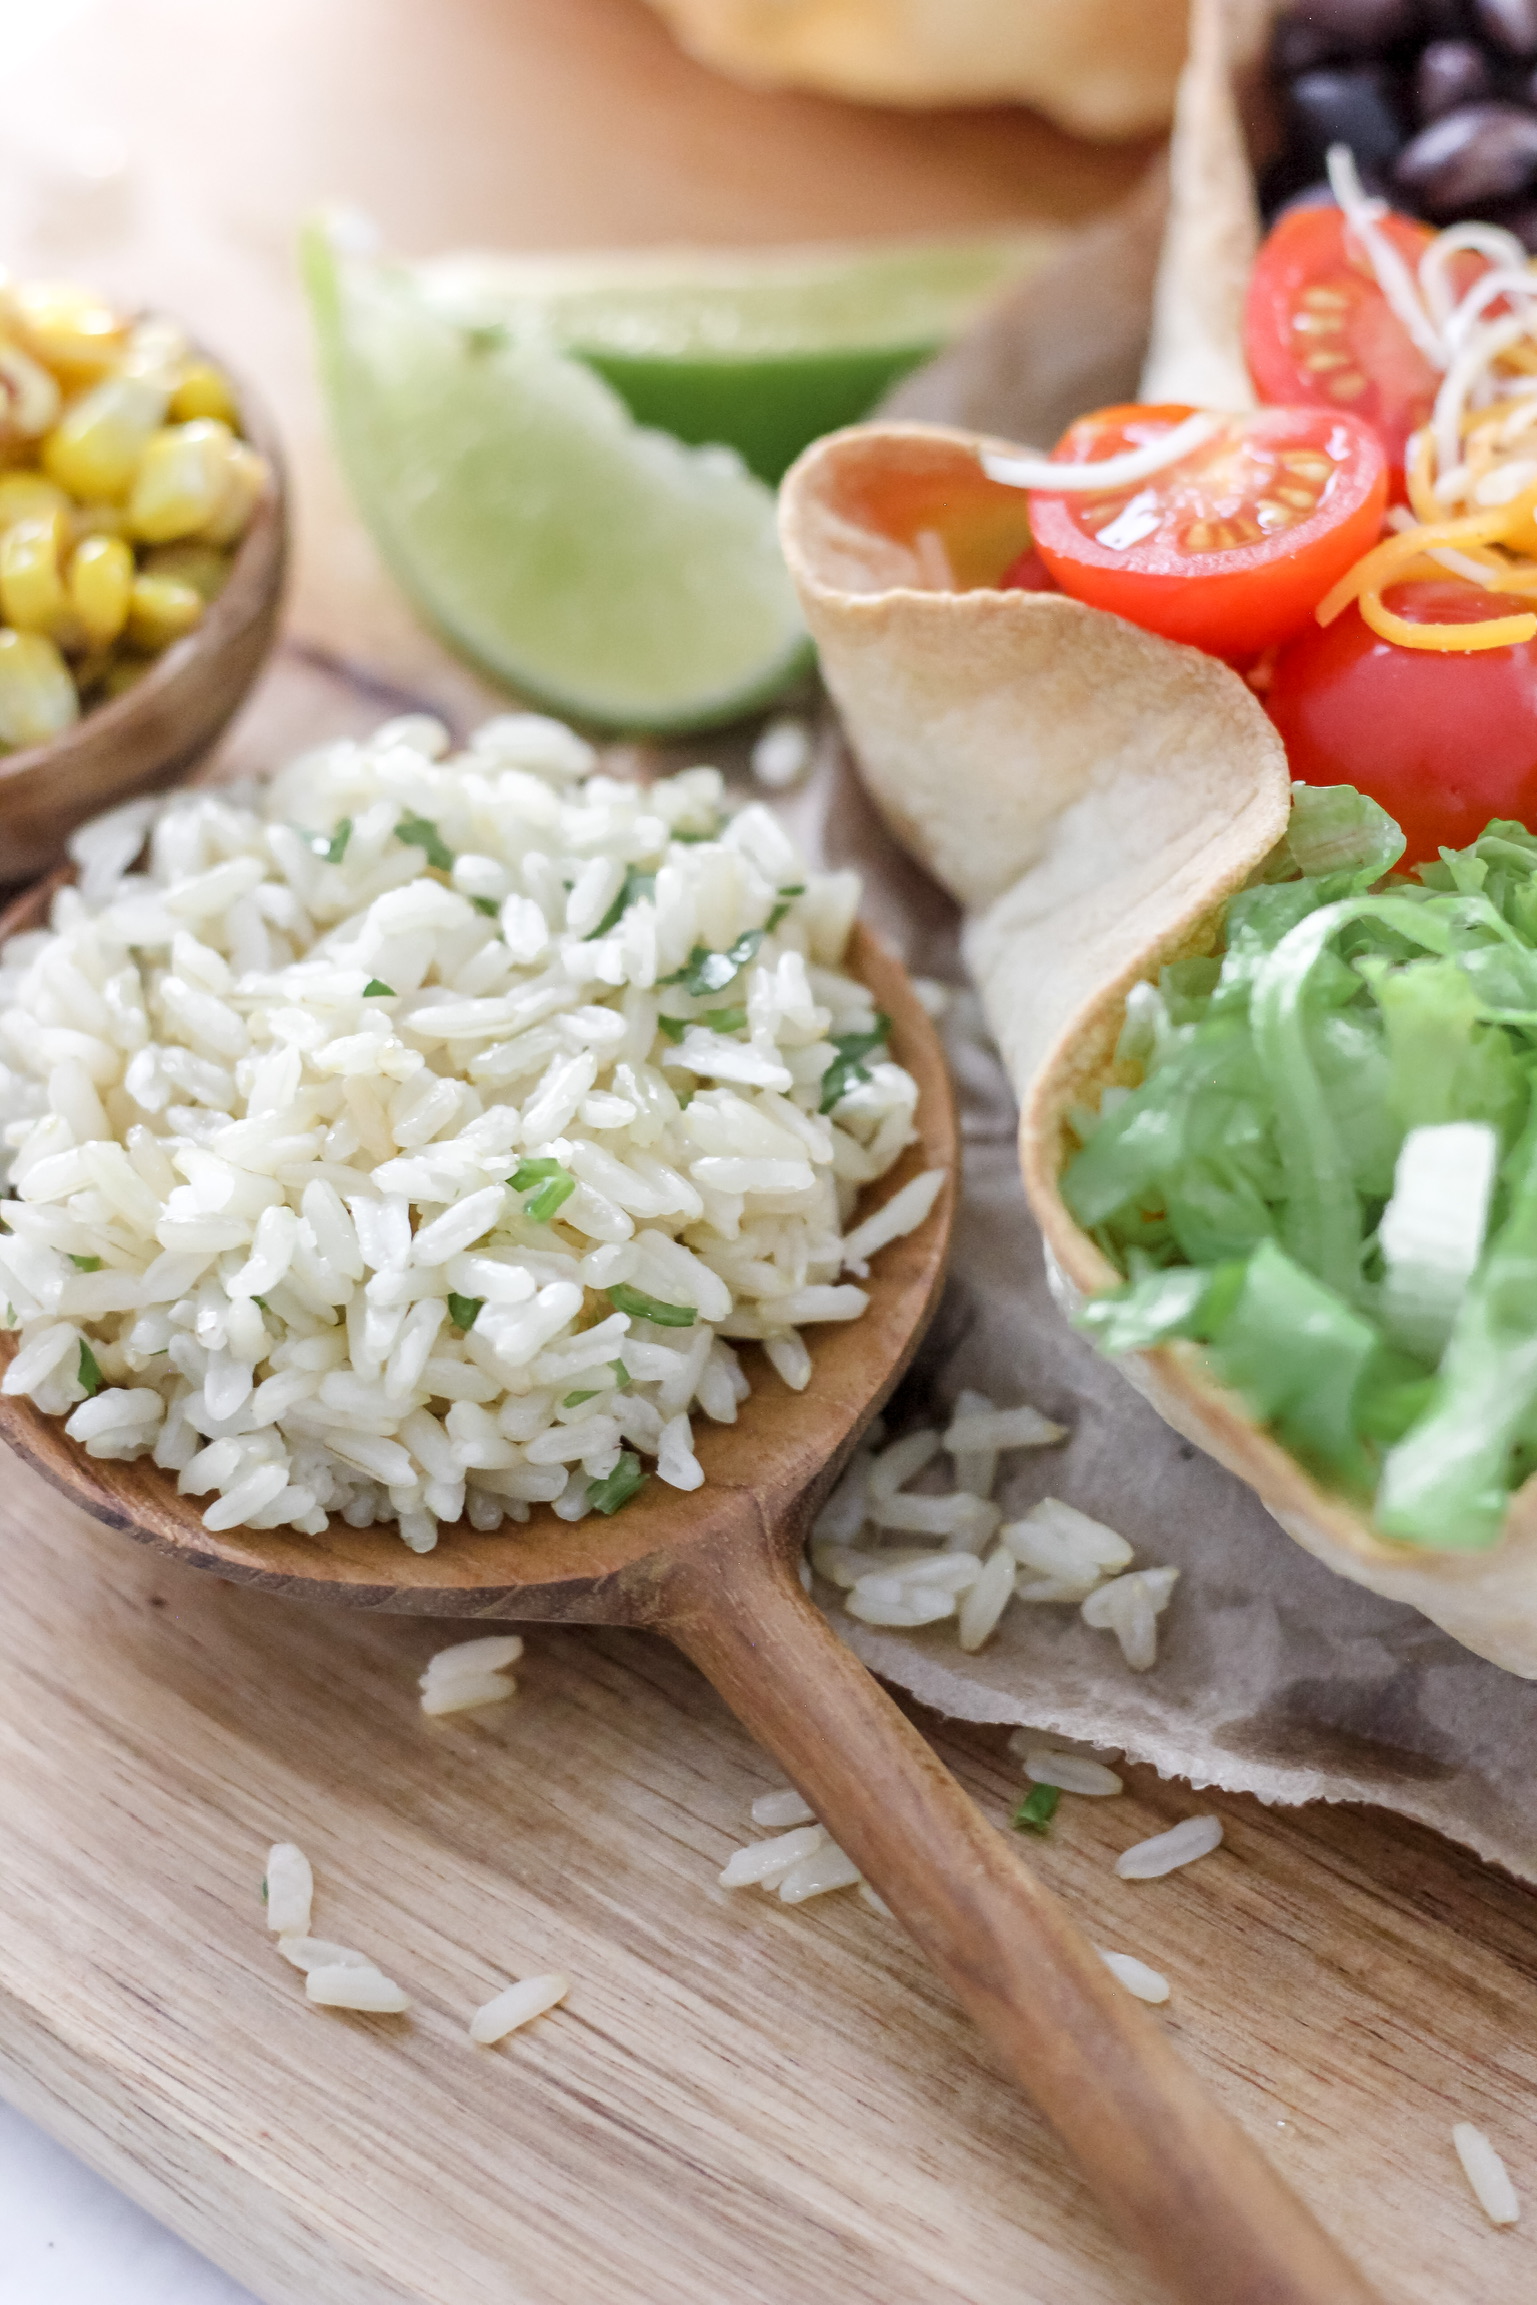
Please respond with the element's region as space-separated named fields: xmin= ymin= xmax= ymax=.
xmin=0 ymin=2103 xmax=258 ymax=2305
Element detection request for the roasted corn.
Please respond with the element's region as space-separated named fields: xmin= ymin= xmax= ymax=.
xmin=0 ymin=268 xmax=269 ymax=750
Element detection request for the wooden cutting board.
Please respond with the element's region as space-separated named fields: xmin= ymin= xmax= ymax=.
xmin=1 ymin=5 xmax=1536 ymax=2302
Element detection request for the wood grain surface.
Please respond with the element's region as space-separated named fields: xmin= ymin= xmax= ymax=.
xmin=0 ymin=5 xmax=1535 ymax=2303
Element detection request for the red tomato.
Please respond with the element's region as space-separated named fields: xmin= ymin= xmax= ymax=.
xmin=1244 ymin=204 xmax=1475 ymax=490
xmin=1268 ymin=581 xmax=1537 ymax=865
xmin=998 ymin=546 xmax=1057 ymax=592
xmin=1027 ymin=403 xmax=1388 ymax=667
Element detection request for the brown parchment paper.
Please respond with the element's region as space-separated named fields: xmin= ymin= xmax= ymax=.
xmin=790 ymin=162 xmax=1537 ymax=1882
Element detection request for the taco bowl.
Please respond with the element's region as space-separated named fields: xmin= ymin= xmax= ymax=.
xmin=778 ymin=1 xmax=1537 ymax=1674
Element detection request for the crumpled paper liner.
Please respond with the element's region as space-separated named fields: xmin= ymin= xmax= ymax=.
xmin=790 ymin=734 xmax=1537 ymax=1886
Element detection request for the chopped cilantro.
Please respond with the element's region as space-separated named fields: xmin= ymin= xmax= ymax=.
xmin=701 ymin=1005 xmax=747 ymax=1034
xmin=586 ymin=865 xmax=656 ymax=941
xmin=666 ymin=928 xmax=764 ymax=998
xmin=670 ymin=824 xmax=717 ymax=844
xmin=363 ymin=979 xmax=395 ymax=998
xmin=1013 ymin=1784 xmax=1061 ymax=1835
xmin=588 ymin=1451 xmax=650 ymax=1514
xmin=611 ymin=1359 xmax=631 ymax=1384
xmin=606 ymin=1283 xmax=696 ymax=1328
xmin=766 ymin=885 xmax=804 ymax=930
xmin=393 ymin=813 xmax=454 ymax=872
xmin=77 ymin=1339 xmax=103 ymax=1397
xmin=657 ymin=1014 xmax=688 ymax=1043
xmin=563 ymin=1388 xmax=601 ymax=1407
xmin=512 ymin=1156 xmax=576 ymax=1223
xmin=818 ymin=1013 xmax=893 ymax=1115
xmin=252 ymin=1296 xmax=271 ymax=1313
xmin=447 ymin=1293 xmax=483 ymax=1332
xmin=4 ymin=1303 xmax=15 ymax=1328
xmin=471 ymin=895 xmax=500 ymax=918
xmin=321 ymin=817 xmax=352 ymax=864
xmin=68 ymin=1254 xmax=103 ymax=1271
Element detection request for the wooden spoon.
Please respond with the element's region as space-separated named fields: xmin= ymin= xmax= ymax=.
xmin=0 ymin=876 xmax=1380 ymax=2305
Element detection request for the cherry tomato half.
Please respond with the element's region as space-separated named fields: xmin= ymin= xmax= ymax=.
xmin=1268 ymin=581 xmax=1537 ymax=865
xmin=1026 ymin=403 xmax=1388 ymax=666
xmin=1244 ymin=203 xmax=1478 ymax=491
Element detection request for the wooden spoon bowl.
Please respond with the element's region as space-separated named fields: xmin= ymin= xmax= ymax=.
xmin=0 ymin=363 xmax=286 ymax=887
xmin=0 ymin=869 xmax=1381 ymax=2305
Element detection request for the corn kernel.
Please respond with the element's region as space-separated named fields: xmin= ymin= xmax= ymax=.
xmin=127 ymin=572 xmax=203 ymax=650
xmin=0 ymin=511 xmax=69 ymax=635
xmin=12 ymin=281 xmax=127 ymax=383
xmin=201 ymin=438 xmax=267 ymax=545
xmin=0 ymin=471 xmax=69 ymax=534
xmin=0 ymin=341 xmax=62 ymax=442
xmin=69 ymin=533 xmax=133 ymax=647
xmin=0 ymin=627 xmax=78 ymax=748
xmin=169 ymin=360 xmax=237 ymax=425
xmin=127 ymin=419 xmax=233 ymax=542
xmin=141 ymin=540 xmax=230 ymax=601
xmin=42 ymin=373 xmax=168 ymax=501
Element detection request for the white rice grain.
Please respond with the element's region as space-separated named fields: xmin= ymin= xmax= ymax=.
xmin=943 ymin=1401 xmax=1068 ymax=1456
xmin=469 ymin=1970 xmax=571 ymax=2045
xmin=957 ymin=1542 xmax=1016 ymax=1652
xmin=839 ymin=1167 xmax=947 ymax=1275
xmin=778 ymin=1840 xmax=862 ymax=1903
xmin=1022 ymin=1749 xmax=1124 ymax=1797
xmin=751 ymin=1787 xmax=816 ymax=1828
xmin=1082 ymin=1566 xmax=1179 ymax=1672
xmin=720 ymin=1824 xmax=827 ymax=1888
xmin=276 ymin=1937 xmax=373 ymax=1972
xmin=1452 ymin=2123 xmax=1520 ymax=2225
xmin=420 ymin=1670 xmax=517 ymax=1716
xmin=1097 ymin=1948 xmax=1171 ymax=2004
xmin=305 ymin=1963 xmax=410 ymax=2013
xmin=1115 ymin=1815 xmax=1224 ymax=1881
xmin=264 ymin=1841 xmax=313 ymax=1936
xmin=421 ymin=1635 xmax=524 ymax=1684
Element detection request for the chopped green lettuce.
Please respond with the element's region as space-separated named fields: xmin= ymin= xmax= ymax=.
xmin=1067 ymin=786 xmax=1537 ymax=1552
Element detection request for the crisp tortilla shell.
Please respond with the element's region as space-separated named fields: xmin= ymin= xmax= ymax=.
xmin=778 ymin=22 xmax=1537 ymax=1670
xmin=642 ymin=0 xmax=1193 ymax=140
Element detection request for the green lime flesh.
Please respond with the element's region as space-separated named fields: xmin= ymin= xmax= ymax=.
xmin=413 ymin=232 xmax=1057 ymax=482
xmin=304 ymin=226 xmax=812 ymax=733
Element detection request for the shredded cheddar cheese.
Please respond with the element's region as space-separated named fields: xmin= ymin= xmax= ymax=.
xmin=1320 ymin=149 xmax=1537 ymax=651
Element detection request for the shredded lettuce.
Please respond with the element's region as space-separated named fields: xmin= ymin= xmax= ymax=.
xmin=1066 ymin=785 xmax=1537 ymax=1552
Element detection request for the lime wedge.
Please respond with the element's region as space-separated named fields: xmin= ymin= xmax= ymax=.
xmin=412 ymin=232 xmax=1058 ymax=483
xmin=304 ymin=224 xmax=811 ymax=734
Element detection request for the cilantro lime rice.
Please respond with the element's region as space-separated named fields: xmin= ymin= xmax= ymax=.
xmin=1070 ymin=782 xmax=1537 ymax=1554
xmin=0 ymin=711 xmax=941 ymax=1549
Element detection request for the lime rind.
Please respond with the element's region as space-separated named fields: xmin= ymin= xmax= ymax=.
xmin=304 ymin=224 xmax=810 ymax=733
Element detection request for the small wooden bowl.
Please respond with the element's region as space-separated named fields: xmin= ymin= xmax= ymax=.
xmin=0 ymin=370 xmax=287 ymax=886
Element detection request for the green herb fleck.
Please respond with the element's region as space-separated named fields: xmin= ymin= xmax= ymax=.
xmin=251 ymin=1296 xmax=271 ymax=1314
xmin=512 ymin=1156 xmax=576 ymax=1223
xmin=588 ymin=1450 xmax=650 ymax=1514
xmin=667 ymin=929 xmax=764 ymax=998
xmin=68 ymin=1254 xmax=103 ymax=1271
xmin=585 ymin=865 xmax=656 ymax=941
xmin=260 ymin=1876 xmax=268 ymax=1904
xmin=702 ymin=1004 xmax=747 ymax=1034
xmin=1013 ymin=1784 xmax=1061 ymax=1835
xmin=394 ymin=813 xmax=454 ymax=872
xmin=606 ymin=1283 xmax=696 ymax=1328
xmin=447 ymin=1293 xmax=483 ymax=1332
xmin=322 ymin=817 xmax=352 ymax=864
xmin=670 ymin=824 xmax=717 ymax=844
xmin=463 ymin=320 xmax=509 ymax=357
xmin=363 ymin=979 xmax=395 ymax=998
xmin=819 ymin=1013 xmax=893 ymax=1114
xmin=471 ymin=895 xmax=500 ymax=918
xmin=563 ymin=1388 xmax=601 ymax=1407
xmin=657 ymin=1014 xmax=688 ymax=1043
xmin=77 ymin=1339 xmax=103 ymax=1397
xmin=766 ymin=884 xmax=805 ymax=930
xmin=611 ymin=1359 xmax=631 ymax=1384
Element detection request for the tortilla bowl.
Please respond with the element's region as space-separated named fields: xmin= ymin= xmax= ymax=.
xmin=779 ymin=415 xmax=1537 ymax=1678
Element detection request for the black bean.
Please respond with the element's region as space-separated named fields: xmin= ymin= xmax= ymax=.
xmin=1473 ymin=0 xmax=1537 ymax=53
xmin=1394 ymin=98 xmax=1537 ymax=208
xmin=1283 ymin=0 xmax=1421 ymax=46
xmin=1415 ymin=38 xmax=1495 ymax=117
xmin=1416 ymin=0 xmax=1474 ymax=36
xmin=1286 ymin=65 xmax=1408 ymax=183
xmin=1275 ymin=19 xmax=1352 ymax=71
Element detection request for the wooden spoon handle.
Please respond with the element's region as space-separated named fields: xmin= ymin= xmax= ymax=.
xmin=664 ymin=1528 xmax=1382 ymax=2305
